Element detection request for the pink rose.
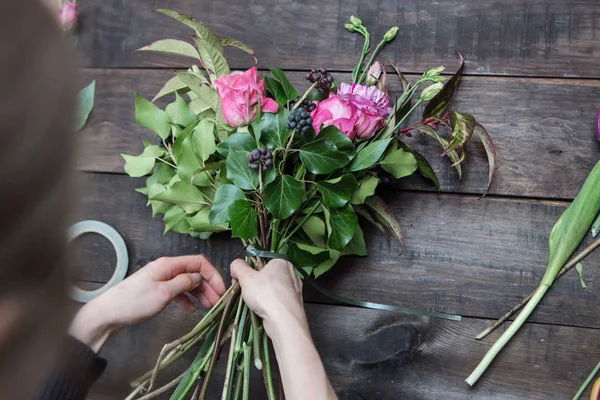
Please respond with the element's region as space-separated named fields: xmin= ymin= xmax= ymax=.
xmin=214 ymin=67 xmax=279 ymax=128
xmin=310 ymin=95 xmax=358 ymax=140
xmin=58 ymin=2 xmax=78 ymax=30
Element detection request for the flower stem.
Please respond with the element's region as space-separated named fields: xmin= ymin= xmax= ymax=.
xmin=242 ymin=343 xmax=251 ymax=400
xmin=262 ymin=332 xmax=277 ymax=400
xmin=357 ymin=39 xmax=386 ymax=84
xmin=574 ymin=361 xmax=600 ymax=400
xmin=465 ymin=283 xmax=550 ymax=386
xmin=250 ymin=311 xmax=263 ymax=370
xmin=352 ymin=29 xmax=371 ymax=83
xmin=277 ymin=200 xmax=320 ymax=251
xmin=382 ymin=100 xmax=423 ymax=140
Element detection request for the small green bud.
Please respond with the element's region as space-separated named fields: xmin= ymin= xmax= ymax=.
xmin=420 ymin=82 xmax=444 ymax=102
xmin=423 ymin=66 xmax=445 ymax=79
xmin=345 ymin=23 xmax=357 ymax=32
xmin=383 ymin=26 xmax=399 ymax=42
xmin=349 ymin=15 xmax=363 ymax=27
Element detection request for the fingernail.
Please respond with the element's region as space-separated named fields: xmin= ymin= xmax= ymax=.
xmin=191 ymin=273 xmax=201 ymax=283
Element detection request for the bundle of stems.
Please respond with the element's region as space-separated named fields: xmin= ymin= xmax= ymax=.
xmin=466 ymin=161 xmax=600 ymax=386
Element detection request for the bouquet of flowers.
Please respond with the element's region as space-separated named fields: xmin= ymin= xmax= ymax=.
xmin=122 ymin=10 xmax=496 ymax=400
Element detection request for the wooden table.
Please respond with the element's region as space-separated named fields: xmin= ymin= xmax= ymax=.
xmin=74 ymin=1 xmax=600 ymax=398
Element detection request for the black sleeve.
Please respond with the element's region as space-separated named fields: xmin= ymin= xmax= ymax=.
xmin=35 ymin=336 xmax=107 ymax=400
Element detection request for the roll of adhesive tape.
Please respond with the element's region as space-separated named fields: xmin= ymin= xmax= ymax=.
xmin=68 ymin=220 xmax=129 ymax=303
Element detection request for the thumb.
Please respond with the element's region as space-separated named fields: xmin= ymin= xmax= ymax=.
xmin=230 ymin=259 xmax=257 ymax=285
xmin=161 ymin=272 xmax=202 ymax=299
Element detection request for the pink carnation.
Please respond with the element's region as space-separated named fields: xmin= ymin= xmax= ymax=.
xmin=214 ymin=67 xmax=279 ymax=128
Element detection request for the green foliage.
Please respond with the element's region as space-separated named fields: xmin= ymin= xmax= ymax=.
xmin=135 ymin=93 xmax=171 ymax=139
xmin=122 ymin=145 xmax=164 ymax=177
xmin=324 ymin=204 xmax=358 ymax=250
xmin=75 ymin=80 xmax=95 ymax=131
xmin=193 ymin=36 xmax=229 ymax=78
xmin=228 ymin=199 xmax=258 ymax=240
xmin=192 ymin=120 xmax=216 ymax=161
xmin=316 ymin=174 xmax=358 ymax=208
xmin=152 ymin=75 xmax=190 ymax=102
xmin=166 ymin=93 xmax=197 ymax=127
xmin=422 ymin=52 xmax=464 ymax=119
xmin=150 ymin=181 xmax=208 ymax=214
xmin=263 ymin=175 xmax=304 ymax=219
xmin=216 ymin=132 xmax=255 ymax=157
xmin=300 ymin=127 xmax=354 ymax=174
xmin=155 ymin=9 xmax=222 ymax=52
xmin=226 ymin=149 xmax=258 ymax=190
xmin=136 ymin=39 xmax=200 ymax=60
xmin=269 ymin=68 xmax=298 ymax=103
xmin=261 ymin=109 xmax=292 ymax=149
xmin=380 ymin=146 xmax=417 ymax=179
xmin=365 ymin=195 xmax=403 ymax=246
xmin=349 ymin=138 xmax=392 ymax=172
xmin=301 ymin=216 xmax=326 ymax=247
xmin=399 ymin=142 xmax=440 ymax=191
xmin=350 ymin=175 xmax=379 ymax=205
xmin=209 ymin=184 xmax=246 ymax=224
xmin=264 ymin=77 xmax=287 ymax=107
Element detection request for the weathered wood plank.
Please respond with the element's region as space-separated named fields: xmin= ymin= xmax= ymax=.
xmin=73 ymin=172 xmax=600 ymax=329
xmin=79 ymin=0 xmax=600 ymax=78
xmin=77 ymin=68 xmax=600 ymax=199
xmin=88 ymin=303 xmax=600 ymax=399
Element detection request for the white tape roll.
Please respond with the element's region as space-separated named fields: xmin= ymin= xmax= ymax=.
xmin=68 ymin=220 xmax=129 ymax=303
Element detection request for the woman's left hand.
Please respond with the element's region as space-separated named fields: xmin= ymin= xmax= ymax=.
xmin=69 ymin=255 xmax=226 ymax=352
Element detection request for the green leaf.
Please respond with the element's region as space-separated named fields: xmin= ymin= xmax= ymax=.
xmin=269 ymin=67 xmax=298 ymax=103
xmin=75 ymin=80 xmax=95 ymax=131
xmin=316 ymin=174 xmax=358 ymax=208
xmin=146 ymin=163 xmax=175 ymax=187
xmin=146 ymin=184 xmax=171 ymax=217
xmin=193 ymin=36 xmax=230 ymax=78
xmin=263 ymin=76 xmax=287 ymax=107
xmin=313 ymin=250 xmax=341 ymax=278
xmin=324 ymin=204 xmax=358 ymax=250
xmin=152 ymin=75 xmax=190 ymax=102
xmin=174 ymin=71 xmax=211 ymax=97
xmin=348 ymin=138 xmax=392 ymax=172
xmin=165 ymin=93 xmax=197 ymax=127
xmin=380 ymin=146 xmax=417 ymax=179
xmin=301 ymin=216 xmax=326 ymax=247
xmin=423 ymin=52 xmax=464 ymax=119
xmin=286 ymin=242 xmax=330 ymax=268
xmin=192 ymin=119 xmax=216 ymax=161
xmin=399 ymin=142 xmax=440 ymax=191
xmin=443 ymin=110 xmax=475 ymax=155
xmin=135 ymin=93 xmax=171 ymax=139
xmin=317 ymin=126 xmax=354 ymax=157
xmin=350 ymin=175 xmax=380 ymax=205
xmin=177 ymin=132 xmax=211 ymax=187
xmin=263 ymin=175 xmax=304 ymax=219
xmin=122 ymin=145 xmax=164 ymax=177
xmin=187 ymin=208 xmax=228 ymax=232
xmin=209 ymin=184 xmax=246 ymax=225
xmin=155 ymin=9 xmax=222 ymax=53
xmin=418 ymin=125 xmax=462 ymax=180
xmin=300 ymin=138 xmax=350 ymax=175
xmin=172 ymin=121 xmax=199 ymax=159
xmin=341 ymin=224 xmax=367 ymax=256
xmin=226 ymin=149 xmax=258 ymax=190
xmin=220 ymin=37 xmax=255 ymax=56
xmin=576 ymin=263 xmax=587 ymax=289
xmin=136 ymin=39 xmax=199 ymax=60
xmin=365 ymin=195 xmax=403 ymax=246
xmin=474 ymin=123 xmax=497 ymax=195
xmin=150 ymin=180 xmax=208 ymax=214
xmin=261 ymin=108 xmax=292 ymax=149
xmin=228 ymin=199 xmax=258 ymax=240
xmin=163 ymin=206 xmax=190 ymax=235
xmin=592 ymin=212 xmax=600 ymax=238
xmin=217 ymin=132 xmax=256 ymax=157
xmin=353 ymin=204 xmax=388 ymax=239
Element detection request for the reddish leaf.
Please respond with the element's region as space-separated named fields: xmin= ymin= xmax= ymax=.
xmin=474 ymin=122 xmax=497 ymax=196
xmin=422 ymin=52 xmax=465 ymax=120
xmin=365 ymin=195 xmax=404 ymax=247
xmin=399 ymin=142 xmax=441 ymax=191
xmin=352 ymin=205 xmax=389 ymax=242
xmin=416 ymin=125 xmax=463 ymax=180
xmin=443 ymin=110 xmax=475 ymax=156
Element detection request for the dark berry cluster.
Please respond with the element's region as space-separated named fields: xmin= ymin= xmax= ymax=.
xmin=286 ymin=99 xmax=315 ymax=136
xmin=247 ymin=148 xmax=273 ymax=172
xmin=306 ymin=68 xmax=333 ymax=94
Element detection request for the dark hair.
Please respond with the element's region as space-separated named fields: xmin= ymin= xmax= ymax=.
xmin=0 ymin=0 xmax=77 ymax=395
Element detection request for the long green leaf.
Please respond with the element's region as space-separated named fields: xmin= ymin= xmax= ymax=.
xmin=75 ymin=80 xmax=95 ymax=131
xmin=155 ymin=9 xmax=222 ymax=53
xmin=474 ymin=122 xmax=497 ymax=195
xmin=365 ymin=195 xmax=403 ymax=246
xmin=136 ymin=39 xmax=200 ymax=60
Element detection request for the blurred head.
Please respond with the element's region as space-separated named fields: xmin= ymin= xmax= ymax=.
xmin=0 ymin=0 xmax=76 ymax=397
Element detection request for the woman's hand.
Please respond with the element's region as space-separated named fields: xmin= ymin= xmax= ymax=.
xmin=70 ymin=255 xmax=226 ymax=352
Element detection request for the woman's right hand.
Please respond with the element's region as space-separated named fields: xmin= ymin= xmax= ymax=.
xmin=230 ymin=258 xmax=307 ymax=335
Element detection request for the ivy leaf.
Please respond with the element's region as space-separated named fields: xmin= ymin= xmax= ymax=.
xmin=300 ymin=129 xmax=353 ymax=174
xmin=350 ymin=175 xmax=380 ymax=205
xmin=165 ymin=93 xmax=197 ymax=127
xmin=269 ymin=67 xmax=298 ymax=103
xmin=193 ymin=36 xmax=230 ymax=78
xmin=163 ymin=206 xmax=190 ymax=235
xmin=341 ymin=224 xmax=368 ymax=256
xmin=177 ymin=132 xmax=211 ymax=187
xmin=301 ymin=216 xmax=326 ymax=247
xmin=399 ymin=142 xmax=440 ymax=192
xmin=324 ymin=204 xmax=358 ymax=250
xmin=217 ymin=132 xmax=256 ymax=157
xmin=263 ymin=175 xmax=304 ymax=219
xmin=261 ymin=108 xmax=292 ymax=149
xmin=226 ymin=149 xmax=258 ymax=191
xmin=380 ymin=146 xmax=417 ymax=179
xmin=313 ymin=249 xmax=341 ymax=278
xmin=228 ymin=199 xmax=258 ymax=240
xmin=187 ymin=208 xmax=228 ymax=232
xmin=146 ymin=184 xmax=171 ymax=217
xmin=150 ymin=181 xmax=208 ymax=214
xmin=417 ymin=125 xmax=462 ymax=180
xmin=153 ymin=75 xmax=190 ymax=102
xmin=474 ymin=122 xmax=497 ymax=196
xmin=264 ymin=77 xmax=287 ymax=107
xmin=209 ymin=184 xmax=246 ymax=225
xmin=365 ymin=195 xmax=403 ymax=247
xmin=75 ymin=80 xmax=95 ymax=131
xmin=135 ymin=93 xmax=171 ymax=139
xmin=122 ymin=145 xmax=164 ymax=177
xmin=316 ymin=174 xmax=358 ymax=208
xmin=443 ymin=110 xmax=475 ymax=155
xmin=422 ymin=52 xmax=465 ymax=119
xmin=286 ymin=242 xmax=330 ymax=268
xmin=172 ymin=122 xmax=199 ymax=159
xmin=155 ymin=9 xmax=223 ymax=53
xmin=317 ymin=126 xmax=354 ymax=158
xmin=348 ymin=138 xmax=392 ymax=172
xmin=192 ymin=119 xmax=216 ymax=162
xmin=136 ymin=39 xmax=200 ymax=60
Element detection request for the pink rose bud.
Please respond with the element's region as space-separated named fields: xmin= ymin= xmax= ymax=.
xmin=59 ymin=2 xmax=78 ymax=30
xmin=214 ymin=67 xmax=279 ymax=128
xmin=365 ymin=62 xmax=383 ymax=86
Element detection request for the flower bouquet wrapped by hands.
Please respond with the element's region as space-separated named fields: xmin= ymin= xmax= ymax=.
xmin=122 ymin=10 xmax=496 ymax=400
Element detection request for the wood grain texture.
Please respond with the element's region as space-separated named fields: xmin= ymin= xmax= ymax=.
xmin=77 ymin=69 xmax=600 ymax=199
xmin=78 ymin=0 xmax=600 ymax=78
xmin=74 ymin=173 xmax=600 ymax=329
xmin=88 ymin=303 xmax=600 ymax=399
